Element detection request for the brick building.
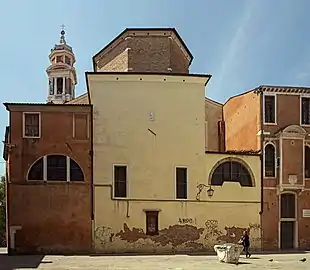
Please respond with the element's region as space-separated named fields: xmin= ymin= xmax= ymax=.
xmin=3 ymin=29 xmax=92 ymax=254
xmin=3 ymin=26 xmax=309 ymax=254
xmin=224 ymin=86 xmax=310 ymax=250
xmin=3 ymin=103 xmax=92 ymax=254
xmin=92 ymin=28 xmax=193 ymax=74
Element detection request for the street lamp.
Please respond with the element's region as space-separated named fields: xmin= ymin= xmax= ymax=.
xmin=196 ymin=184 xmax=214 ymax=200
xmin=206 ymin=186 xmax=214 ymax=198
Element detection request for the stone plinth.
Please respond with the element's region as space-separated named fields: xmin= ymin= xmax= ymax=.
xmin=214 ymin=243 xmax=244 ymax=264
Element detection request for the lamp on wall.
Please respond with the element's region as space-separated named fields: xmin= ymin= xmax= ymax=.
xmin=206 ymin=186 xmax=215 ymax=198
xmin=196 ymin=184 xmax=214 ymax=200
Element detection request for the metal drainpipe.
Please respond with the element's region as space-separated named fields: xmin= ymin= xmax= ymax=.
xmin=260 ymin=88 xmax=264 ymax=215
xmin=90 ymin=104 xmax=94 ymax=252
xmin=259 ymin=88 xmax=264 ymax=251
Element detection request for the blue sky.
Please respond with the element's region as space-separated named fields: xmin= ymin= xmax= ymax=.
xmin=1 ymin=0 xmax=310 ymax=174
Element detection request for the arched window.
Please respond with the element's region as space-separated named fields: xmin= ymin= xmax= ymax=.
xmin=210 ymin=160 xmax=253 ymax=187
xmin=28 ymin=157 xmax=44 ymax=181
xmin=265 ymin=144 xmax=275 ymax=177
xmin=27 ymin=155 xmax=84 ymax=182
xmin=305 ymin=146 xmax=310 ymax=178
xmin=65 ymin=78 xmax=72 ymax=95
xmin=47 ymin=155 xmax=67 ymax=181
xmin=56 ymin=77 xmax=63 ymax=94
xmin=70 ymin=159 xmax=84 ymax=181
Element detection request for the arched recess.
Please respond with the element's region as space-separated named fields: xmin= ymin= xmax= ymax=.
xmin=27 ymin=154 xmax=84 ymax=182
xmin=305 ymin=144 xmax=310 ymax=178
xmin=264 ymin=143 xmax=276 ymax=177
xmin=282 ymin=125 xmax=307 ymax=135
xmin=209 ymin=157 xmax=254 ymax=187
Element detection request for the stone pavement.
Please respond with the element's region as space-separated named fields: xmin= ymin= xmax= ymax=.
xmin=1 ymin=251 xmax=310 ymax=270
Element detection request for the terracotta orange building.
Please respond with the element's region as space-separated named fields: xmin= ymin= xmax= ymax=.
xmin=224 ymin=86 xmax=310 ymax=250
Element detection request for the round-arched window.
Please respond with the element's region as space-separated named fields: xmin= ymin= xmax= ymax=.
xmin=28 ymin=155 xmax=84 ymax=182
xmin=210 ymin=160 xmax=253 ymax=187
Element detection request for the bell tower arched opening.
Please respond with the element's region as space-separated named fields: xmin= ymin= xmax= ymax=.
xmin=46 ymin=26 xmax=77 ymax=104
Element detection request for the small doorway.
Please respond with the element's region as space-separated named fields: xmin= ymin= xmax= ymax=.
xmin=280 ymin=221 xmax=294 ymax=249
xmin=280 ymin=193 xmax=296 ymax=249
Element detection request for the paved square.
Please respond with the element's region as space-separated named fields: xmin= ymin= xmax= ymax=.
xmin=1 ymin=251 xmax=310 ymax=269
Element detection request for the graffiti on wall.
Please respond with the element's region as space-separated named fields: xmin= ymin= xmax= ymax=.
xmin=94 ymin=226 xmax=114 ymax=246
xmin=178 ymin=218 xmax=197 ymax=224
xmin=204 ymin=220 xmax=221 ymax=237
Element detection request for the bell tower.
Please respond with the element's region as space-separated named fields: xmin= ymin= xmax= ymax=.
xmin=46 ymin=26 xmax=77 ymax=104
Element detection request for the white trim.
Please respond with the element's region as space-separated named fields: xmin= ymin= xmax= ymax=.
xmin=264 ymin=186 xmax=310 ymax=191
xmin=303 ymin=140 xmax=306 ymax=186
xmin=263 ymin=142 xmax=277 ymax=179
xmin=257 ymin=130 xmax=271 ymax=136
xmin=264 ymin=91 xmax=310 ymax=97
xmin=263 ymin=187 xmax=277 ymax=190
xmin=53 ymin=77 xmax=57 ymax=94
xmin=25 ymin=156 xmax=45 ymax=181
xmin=263 ymin=93 xmax=277 ymax=125
xmin=72 ymin=113 xmax=90 ymax=140
xmin=278 ymin=192 xmax=298 ymax=249
xmin=281 ymin=136 xmax=306 ymax=140
xmin=304 ymin=143 xmax=310 ymax=180
xmin=175 ymin=166 xmax=188 ymax=200
xmin=22 ymin=112 xmax=41 ymax=139
xmin=282 ymin=125 xmax=307 ymax=135
xmin=66 ymin=156 xmax=70 ymax=182
xmin=112 ymin=164 xmax=128 ymax=198
xmin=9 ymin=226 xmax=22 ymax=250
xmin=26 ymin=154 xmax=84 ymax=182
xmin=62 ymin=76 xmax=66 ymax=95
xmin=300 ymin=95 xmax=310 ymax=126
xmin=43 ymin=156 xmax=47 ymax=182
xmin=48 ymin=77 xmax=54 ymax=96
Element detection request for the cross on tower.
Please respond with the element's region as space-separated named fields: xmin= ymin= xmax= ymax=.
xmin=60 ymin=24 xmax=65 ymax=31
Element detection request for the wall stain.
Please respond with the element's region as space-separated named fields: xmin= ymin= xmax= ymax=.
xmin=217 ymin=226 xmax=246 ymax=243
xmin=94 ymin=221 xmax=262 ymax=253
xmin=116 ymin=223 xmax=203 ymax=247
xmin=95 ymin=226 xmax=115 ymax=245
xmin=249 ymin=223 xmax=261 ymax=231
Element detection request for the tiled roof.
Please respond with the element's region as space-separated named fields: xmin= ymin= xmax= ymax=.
xmin=205 ymin=150 xmax=260 ymax=156
xmin=3 ymin=102 xmax=91 ymax=111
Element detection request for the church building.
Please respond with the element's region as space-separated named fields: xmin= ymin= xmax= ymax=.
xmin=8 ymin=26 xmax=310 ymax=255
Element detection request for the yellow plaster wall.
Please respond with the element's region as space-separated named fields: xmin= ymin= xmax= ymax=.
xmin=88 ymin=73 xmax=261 ymax=253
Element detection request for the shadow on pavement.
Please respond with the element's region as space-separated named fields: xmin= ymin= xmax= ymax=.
xmin=0 ymin=254 xmax=47 ymax=270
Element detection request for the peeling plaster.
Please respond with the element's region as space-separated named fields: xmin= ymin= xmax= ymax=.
xmin=94 ymin=221 xmax=261 ymax=253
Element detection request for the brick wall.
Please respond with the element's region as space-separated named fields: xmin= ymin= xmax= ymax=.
xmin=6 ymin=104 xmax=92 ymax=254
xmin=95 ymin=30 xmax=191 ymax=74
